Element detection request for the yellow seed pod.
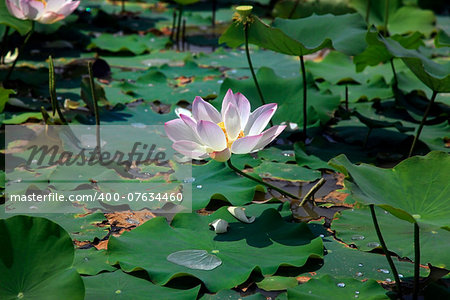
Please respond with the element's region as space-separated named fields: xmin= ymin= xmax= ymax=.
xmin=233 ymin=5 xmax=254 ymax=25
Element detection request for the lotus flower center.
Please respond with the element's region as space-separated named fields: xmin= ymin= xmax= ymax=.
xmin=217 ymin=121 xmax=244 ymax=147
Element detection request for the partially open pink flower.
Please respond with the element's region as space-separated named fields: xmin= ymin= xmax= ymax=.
xmin=6 ymin=0 xmax=80 ymax=24
xmin=165 ymin=89 xmax=286 ymax=162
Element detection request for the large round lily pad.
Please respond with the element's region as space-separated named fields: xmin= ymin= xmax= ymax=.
xmin=330 ymin=151 xmax=450 ymax=230
xmin=287 ymin=275 xmax=388 ymax=299
xmin=332 ymin=206 xmax=450 ymax=269
xmin=309 ymin=224 xmax=428 ymax=281
xmin=108 ymin=206 xmax=323 ymax=292
xmin=83 ymin=270 xmax=200 ymax=300
xmin=377 ymin=36 xmax=450 ymax=92
xmin=175 ymin=160 xmax=265 ymax=210
xmin=74 ymin=248 xmax=117 ymax=276
xmin=220 ymin=13 xmax=367 ymax=56
xmin=0 ymin=216 xmax=84 ymax=300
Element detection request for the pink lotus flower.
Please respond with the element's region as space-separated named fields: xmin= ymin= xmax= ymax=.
xmin=6 ymin=0 xmax=80 ymax=24
xmin=165 ymin=89 xmax=286 ymax=162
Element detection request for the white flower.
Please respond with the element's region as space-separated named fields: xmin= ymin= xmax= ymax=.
xmin=165 ymin=89 xmax=285 ymax=162
xmin=6 ymin=0 xmax=80 ymax=24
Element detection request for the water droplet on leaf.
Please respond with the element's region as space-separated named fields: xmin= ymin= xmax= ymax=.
xmin=281 ymin=150 xmax=295 ymax=157
xmin=378 ymin=268 xmax=390 ymax=274
xmin=183 ymin=177 xmax=195 ymax=183
xmin=131 ymin=123 xmax=146 ymax=129
xmin=351 ymin=235 xmax=365 ymax=240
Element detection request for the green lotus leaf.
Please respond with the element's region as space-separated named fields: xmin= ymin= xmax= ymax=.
xmin=306 ymin=51 xmax=389 ymax=85
xmin=258 ymin=147 xmax=296 ymax=163
xmin=53 ymin=213 xmax=108 ymax=241
xmin=87 ymin=33 xmax=169 ymax=55
xmin=329 ymin=151 xmax=450 ymax=229
xmin=108 ymin=207 xmax=323 ymax=292
xmin=376 ymin=35 xmax=450 ymax=92
xmin=173 ymin=0 xmax=200 ymax=5
xmin=349 ymin=0 xmax=435 ymax=36
xmin=354 ymin=31 xmax=424 ymax=72
xmin=0 ymin=216 xmax=84 ymax=300
xmin=74 ymin=248 xmax=117 ymax=275
xmin=83 ymin=270 xmax=200 ymax=300
xmin=230 ymin=153 xmax=262 ymax=169
xmin=201 ymin=289 xmax=266 ymax=300
xmin=220 ymin=13 xmax=367 ymax=56
xmin=287 ymin=275 xmax=388 ymax=299
xmin=0 ymin=87 xmax=14 ymax=113
xmin=331 ymin=102 xmax=448 ymax=152
xmin=157 ymin=61 xmax=221 ymax=79
xmin=294 ymin=143 xmax=334 ymax=171
xmin=106 ymin=69 xmax=220 ymax=105
xmin=95 ymin=51 xmax=191 ymax=70
xmin=175 ymin=160 xmax=265 ymax=210
xmin=310 ymin=224 xmax=428 ymax=280
xmin=99 ymin=101 xmax=177 ymax=125
xmin=195 ymin=48 xmax=300 ymax=78
xmin=2 ymin=112 xmax=43 ymax=125
xmin=167 ymin=249 xmax=222 ymax=270
xmin=216 ymin=67 xmax=340 ymax=126
xmin=273 ymin=0 xmax=355 ymax=19
xmin=435 ymin=30 xmax=450 ymax=48
xmin=332 ymin=205 xmax=450 ymax=269
xmin=256 ymin=276 xmax=298 ymax=291
xmin=272 ymin=13 xmax=367 ymax=56
xmin=317 ymin=76 xmax=393 ymax=103
xmin=251 ymin=161 xmax=321 ymax=182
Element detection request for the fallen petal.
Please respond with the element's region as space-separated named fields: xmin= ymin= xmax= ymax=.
xmin=209 ymin=219 xmax=229 ymax=234
xmin=227 ymin=207 xmax=255 ymax=224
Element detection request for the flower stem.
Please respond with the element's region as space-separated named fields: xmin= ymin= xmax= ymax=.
xmin=48 ymin=56 xmax=67 ymax=124
xmin=244 ymin=22 xmax=267 ymax=107
xmin=226 ymin=159 xmax=299 ymax=200
xmin=176 ymin=5 xmax=183 ymax=51
xmin=384 ymin=0 xmax=389 ymax=36
xmin=88 ymin=61 xmax=101 ymax=152
xmin=298 ymin=178 xmax=325 ymax=206
xmin=413 ymin=222 xmax=421 ymax=300
xmin=4 ymin=21 xmax=34 ymax=82
xmin=288 ymin=0 xmax=300 ymax=19
xmin=170 ymin=9 xmax=177 ymax=41
xmin=365 ymin=0 xmax=371 ymax=23
xmin=390 ymin=58 xmax=398 ymax=89
xmin=363 ymin=127 xmax=372 ymax=149
xmin=212 ymin=0 xmax=217 ymax=30
xmin=299 ymin=55 xmax=307 ymax=140
xmin=345 ymin=84 xmax=349 ymax=111
xmin=408 ymin=90 xmax=438 ymax=157
xmin=369 ymin=204 xmax=402 ymax=298
xmin=121 ymin=0 xmax=125 ymax=13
